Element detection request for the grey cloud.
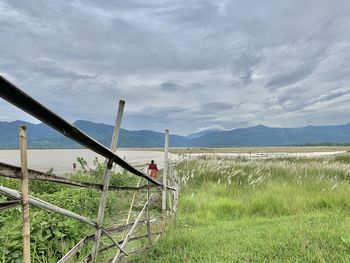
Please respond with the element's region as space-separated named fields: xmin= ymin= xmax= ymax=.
xmin=264 ymin=86 xmax=350 ymax=115
xmin=124 ymin=101 xmax=243 ymax=134
xmin=266 ymin=61 xmax=320 ymax=90
xmin=1 ymin=0 xmax=350 ymax=134
xmin=231 ymin=50 xmax=263 ymax=86
xmin=160 ymin=82 xmax=179 ymax=92
xmin=309 ymin=90 xmax=350 ymax=104
xmin=200 ymin=102 xmax=237 ymax=111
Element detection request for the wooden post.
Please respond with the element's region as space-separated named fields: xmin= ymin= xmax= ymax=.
xmin=146 ymin=181 xmax=152 ymax=245
xmin=91 ymin=100 xmax=125 ymax=262
xmin=162 ymin=129 xmax=169 ymax=212
xmin=19 ymin=126 xmax=30 ymax=263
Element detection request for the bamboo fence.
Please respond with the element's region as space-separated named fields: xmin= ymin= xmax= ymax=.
xmin=0 ymin=75 xmax=180 ymax=262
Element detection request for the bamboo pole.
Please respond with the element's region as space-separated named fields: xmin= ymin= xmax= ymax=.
xmin=91 ymin=100 xmax=125 ymax=262
xmin=60 ymin=218 xmax=158 ymax=263
xmin=0 ymin=186 xmax=97 ymax=227
xmin=19 ymin=126 xmax=31 ymax=263
xmin=111 ymin=200 xmax=150 ymax=263
xmin=122 ymin=178 xmax=141 ymax=239
xmin=0 ymin=161 xmax=174 ymax=191
xmin=146 ymin=181 xmax=152 ymax=245
xmin=0 ymin=200 xmax=20 ymax=211
xmin=162 ymin=129 xmax=169 ymax=212
xmin=58 ymin=235 xmax=93 ymax=263
xmin=0 ymin=186 xmax=127 ymax=255
xmin=0 ymin=75 xmax=167 ymax=187
xmin=172 ymin=169 xmax=179 ymax=213
xmin=83 ymin=232 xmax=162 ymax=262
xmin=167 ymin=178 xmax=172 ymax=212
xmin=167 ymin=165 xmax=173 ymax=212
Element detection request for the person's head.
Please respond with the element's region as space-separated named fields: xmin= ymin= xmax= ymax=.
xmin=151 ymin=160 xmax=154 ymax=164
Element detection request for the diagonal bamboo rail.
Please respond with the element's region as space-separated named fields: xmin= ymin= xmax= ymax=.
xmin=0 ymin=75 xmax=173 ymax=189
xmin=0 ymin=161 xmax=166 ymax=191
xmin=111 ymin=199 xmax=150 ymax=263
xmin=0 ymin=75 xmax=180 ymax=262
xmin=0 ymin=200 xmax=20 ymax=211
xmin=0 ymin=186 xmax=127 ymax=254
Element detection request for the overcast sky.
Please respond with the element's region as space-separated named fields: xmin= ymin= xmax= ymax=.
xmin=1 ymin=0 xmax=350 ymax=135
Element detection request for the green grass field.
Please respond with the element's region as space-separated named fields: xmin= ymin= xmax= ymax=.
xmin=136 ymin=154 xmax=350 ymax=262
xmin=2 ymin=152 xmax=350 ymax=262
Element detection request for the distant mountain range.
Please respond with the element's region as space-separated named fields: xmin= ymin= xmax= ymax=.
xmin=1 ymin=120 xmax=350 ymax=149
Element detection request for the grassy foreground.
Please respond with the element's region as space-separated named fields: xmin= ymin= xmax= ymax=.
xmin=136 ymin=155 xmax=350 ymax=262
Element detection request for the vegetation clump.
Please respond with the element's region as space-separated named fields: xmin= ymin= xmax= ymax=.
xmin=0 ymin=157 xmax=143 ymax=262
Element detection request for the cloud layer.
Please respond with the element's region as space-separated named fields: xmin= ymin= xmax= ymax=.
xmin=1 ymin=0 xmax=350 ymax=135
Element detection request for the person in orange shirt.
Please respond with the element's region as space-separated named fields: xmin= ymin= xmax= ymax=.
xmin=148 ymin=160 xmax=158 ymax=178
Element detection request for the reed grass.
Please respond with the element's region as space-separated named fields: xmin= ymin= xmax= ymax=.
xmin=136 ymin=154 xmax=350 ymax=262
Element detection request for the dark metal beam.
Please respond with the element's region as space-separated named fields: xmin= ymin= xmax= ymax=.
xmin=0 ymin=75 xmax=174 ymax=190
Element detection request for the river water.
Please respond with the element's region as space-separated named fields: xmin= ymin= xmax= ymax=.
xmin=0 ymin=149 xmax=344 ymax=176
xmin=0 ymin=149 xmax=176 ymax=176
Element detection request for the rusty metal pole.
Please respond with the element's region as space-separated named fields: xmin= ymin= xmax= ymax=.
xmin=91 ymin=100 xmax=125 ymax=262
xmin=19 ymin=126 xmax=30 ymax=263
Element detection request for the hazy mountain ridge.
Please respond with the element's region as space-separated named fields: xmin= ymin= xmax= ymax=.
xmin=0 ymin=120 xmax=189 ymax=148
xmin=1 ymin=120 xmax=350 ymax=148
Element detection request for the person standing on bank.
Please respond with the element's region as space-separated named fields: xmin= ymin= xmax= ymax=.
xmin=148 ymin=160 xmax=158 ymax=178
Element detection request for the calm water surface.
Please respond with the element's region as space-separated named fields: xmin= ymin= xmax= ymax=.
xmin=0 ymin=149 xmax=175 ymax=175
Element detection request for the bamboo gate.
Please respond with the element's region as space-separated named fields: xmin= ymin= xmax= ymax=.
xmin=0 ymin=75 xmax=180 ymax=262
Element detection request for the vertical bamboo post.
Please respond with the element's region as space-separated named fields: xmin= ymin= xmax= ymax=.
xmin=166 ymin=165 xmax=172 ymax=212
xmin=173 ymin=169 xmax=179 ymax=214
xmin=146 ymin=180 xmax=152 ymax=245
xmin=162 ymin=129 xmax=169 ymax=212
xmin=91 ymin=100 xmax=125 ymax=263
xmin=19 ymin=126 xmax=30 ymax=263
xmin=167 ymin=178 xmax=172 ymax=212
